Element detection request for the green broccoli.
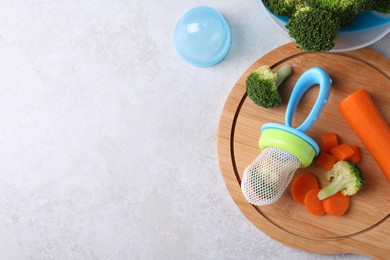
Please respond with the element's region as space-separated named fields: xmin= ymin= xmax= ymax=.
xmin=370 ymin=0 xmax=390 ymax=13
xmin=317 ymin=161 xmax=364 ymax=200
xmin=246 ymin=65 xmax=292 ymax=108
xmin=305 ymin=0 xmax=370 ymax=26
xmin=262 ymin=0 xmax=306 ymax=18
xmin=305 ymin=0 xmax=370 ymax=13
xmin=286 ymin=7 xmax=341 ymax=52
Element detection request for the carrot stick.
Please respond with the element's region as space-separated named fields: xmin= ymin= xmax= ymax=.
xmin=304 ymin=189 xmax=325 ymax=216
xmin=320 ymin=132 xmax=338 ymax=152
xmin=330 ymin=144 xmax=354 ymax=161
xmin=322 ymin=192 xmax=350 ymax=216
xmin=350 ymin=145 xmax=362 ymax=163
xmin=291 ymin=173 xmax=319 ymax=205
xmin=315 ymin=151 xmax=337 ymax=170
xmin=339 ymin=89 xmax=390 ymax=182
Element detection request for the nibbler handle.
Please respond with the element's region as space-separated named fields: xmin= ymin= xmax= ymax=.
xmin=285 ymin=67 xmax=332 ymax=133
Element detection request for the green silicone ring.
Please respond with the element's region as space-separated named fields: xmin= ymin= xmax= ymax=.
xmin=258 ymin=128 xmax=316 ymax=168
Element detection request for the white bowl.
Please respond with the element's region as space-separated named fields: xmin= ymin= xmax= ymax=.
xmin=259 ymin=1 xmax=390 ymax=52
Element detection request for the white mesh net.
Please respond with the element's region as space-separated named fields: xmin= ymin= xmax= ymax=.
xmin=241 ymin=147 xmax=301 ymax=206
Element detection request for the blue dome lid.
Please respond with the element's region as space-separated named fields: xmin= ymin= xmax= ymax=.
xmin=173 ymin=6 xmax=231 ymax=67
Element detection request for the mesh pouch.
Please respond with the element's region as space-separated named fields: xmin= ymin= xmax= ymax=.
xmin=241 ymin=147 xmax=301 ymax=206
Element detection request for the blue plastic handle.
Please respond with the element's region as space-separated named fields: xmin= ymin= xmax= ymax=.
xmin=285 ymin=67 xmax=332 ymax=133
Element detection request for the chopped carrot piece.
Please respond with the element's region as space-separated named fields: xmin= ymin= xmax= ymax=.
xmin=316 ymin=152 xmax=337 ymax=170
xmin=350 ymin=145 xmax=362 ymax=163
xmin=321 ymin=132 xmax=338 ymax=153
xmin=304 ymin=189 xmax=325 ymax=216
xmin=330 ymin=144 xmax=354 ymax=161
xmin=291 ymin=173 xmax=319 ymax=205
xmin=322 ymin=192 xmax=350 ymax=216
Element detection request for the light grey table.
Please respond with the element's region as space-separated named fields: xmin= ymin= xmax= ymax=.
xmin=0 ymin=1 xmax=388 ymax=259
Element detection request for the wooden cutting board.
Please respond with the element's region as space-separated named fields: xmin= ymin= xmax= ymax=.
xmin=218 ymin=42 xmax=390 ymax=259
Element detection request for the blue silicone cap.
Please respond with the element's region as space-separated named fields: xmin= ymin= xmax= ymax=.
xmin=173 ymin=6 xmax=232 ymax=67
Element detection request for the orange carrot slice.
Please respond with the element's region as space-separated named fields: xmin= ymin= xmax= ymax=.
xmin=330 ymin=144 xmax=354 ymax=161
xmin=320 ymin=132 xmax=338 ymax=153
xmin=350 ymin=145 xmax=362 ymax=163
xmin=291 ymin=173 xmax=319 ymax=205
xmin=304 ymin=189 xmax=325 ymax=216
xmin=339 ymin=89 xmax=390 ymax=182
xmin=322 ymin=192 xmax=350 ymax=216
xmin=315 ymin=151 xmax=337 ymax=170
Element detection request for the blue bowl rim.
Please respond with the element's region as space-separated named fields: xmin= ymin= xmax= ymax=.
xmin=264 ymin=6 xmax=390 ymax=32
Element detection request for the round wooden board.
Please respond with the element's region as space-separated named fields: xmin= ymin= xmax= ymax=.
xmin=218 ymin=42 xmax=390 ymax=259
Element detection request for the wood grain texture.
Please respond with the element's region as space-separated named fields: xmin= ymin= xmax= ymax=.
xmin=217 ymin=42 xmax=390 ymax=259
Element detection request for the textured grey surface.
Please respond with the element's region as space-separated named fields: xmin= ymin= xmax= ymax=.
xmin=0 ymin=0 xmax=388 ymax=259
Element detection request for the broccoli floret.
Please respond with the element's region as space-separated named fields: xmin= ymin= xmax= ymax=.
xmin=262 ymin=0 xmax=306 ymax=18
xmin=305 ymin=0 xmax=370 ymax=13
xmin=286 ymin=7 xmax=341 ymax=52
xmin=305 ymin=0 xmax=370 ymax=26
xmin=370 ymin=0 xmax=390 ymax=13
xmin=317 ymin=161 xmax=364 ymax=200
xmin=246 ymin=65 xmax=292 ymax=108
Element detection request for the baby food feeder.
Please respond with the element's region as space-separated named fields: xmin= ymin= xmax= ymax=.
xmin=241 ymin=67 xmax=332 ymax=206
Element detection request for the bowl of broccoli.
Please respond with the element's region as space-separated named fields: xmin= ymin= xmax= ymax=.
xmin=260 ymin=0 xmax=390 ymax=52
